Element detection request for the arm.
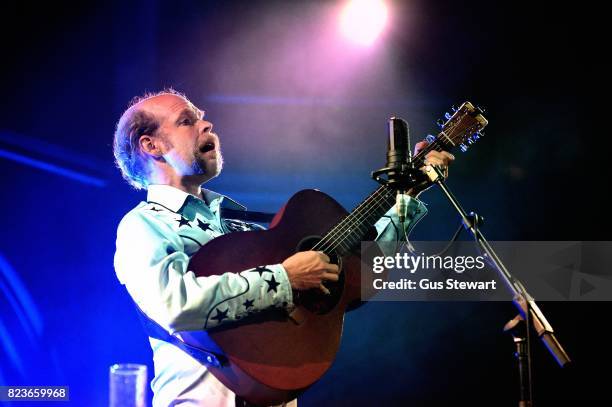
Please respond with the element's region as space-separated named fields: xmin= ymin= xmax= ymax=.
xmin=374 ymin=139 xmax=454 ymax=245
xmin=114 ymin=210 xmax=293 ymax=333
xmin=374 ymin=194 xmax=428 ymax=244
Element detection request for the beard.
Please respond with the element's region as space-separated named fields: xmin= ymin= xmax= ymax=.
xmin=191 ymin=147 xmax=223 ymax=179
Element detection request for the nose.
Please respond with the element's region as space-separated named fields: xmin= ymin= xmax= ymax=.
xmin=199 ymin=119 xmax=213 ymax=134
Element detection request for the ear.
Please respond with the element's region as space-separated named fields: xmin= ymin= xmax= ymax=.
xmin=139 ymin=135 xmax=164 ymax=158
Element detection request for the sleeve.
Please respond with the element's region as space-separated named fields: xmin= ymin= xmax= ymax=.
xmin=114 ymin=210 xmax=294 ymax=334
xmin=373 ymin=194 xmax=427 ymax=255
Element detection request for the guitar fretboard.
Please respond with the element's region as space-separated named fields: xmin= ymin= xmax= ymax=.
xmin=315 ymin=184 xmax=396 ymax=255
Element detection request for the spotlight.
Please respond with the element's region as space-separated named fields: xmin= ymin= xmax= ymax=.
xmin=340 ymin=0 xmax=388 ymax=46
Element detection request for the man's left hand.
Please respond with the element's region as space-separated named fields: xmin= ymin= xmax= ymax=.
xmin=410 ymin=140 xmax=455 ymax=196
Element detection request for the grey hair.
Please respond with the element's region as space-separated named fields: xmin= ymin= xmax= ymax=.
xmin=112 ymin=88 xmax=186 ymax=189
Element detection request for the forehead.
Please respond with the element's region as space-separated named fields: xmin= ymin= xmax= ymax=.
xmin=135 ymin=94 xmax=197 ymax=122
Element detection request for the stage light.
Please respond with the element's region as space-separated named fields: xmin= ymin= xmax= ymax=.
xmin=340 ymin=0 xmax=388 ymax=46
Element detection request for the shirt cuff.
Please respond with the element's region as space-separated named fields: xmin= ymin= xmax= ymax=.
xmin=375 ymin=195 xmax=428 ymax=241
xmin=404 ymin=195 xmax=428 ymax=235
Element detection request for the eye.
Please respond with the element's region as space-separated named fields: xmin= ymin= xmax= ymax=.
xmin=180 ymin=118 xmax=193 ymax=126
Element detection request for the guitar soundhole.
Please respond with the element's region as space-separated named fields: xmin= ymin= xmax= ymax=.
xmin=294 ymin=236 xmax=344 ymax=315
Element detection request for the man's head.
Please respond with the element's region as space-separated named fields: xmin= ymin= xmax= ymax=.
xmin=113 ymin=89 xmax=223 ymax=190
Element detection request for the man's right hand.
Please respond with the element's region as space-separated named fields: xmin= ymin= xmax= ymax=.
xmin=282 ymin=251 xmax=340 ymax=295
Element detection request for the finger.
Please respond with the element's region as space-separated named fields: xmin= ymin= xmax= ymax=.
xmin=414 ymin=140 xmax=429 ymax=154
xmin=319 ymin=283 xmax=331 ymax=295
xmin=317 ymin=251 xmax=331 ymax=262
xmin=427 ymin=151 xmax=454 ymax=167
xmin=438 ymin=154 xmax=454 ymax=167
xmin=325 ymin=263 xmax=340 ymax=274
xmin=425 ymin=151 xmax=449 ymax=162
xmin=424 ymin=157 xmax=445 ymax=167
xmin=322 ymin=272 xmax=339 ymax=282
xmin=441 ymin=151 xmax=455 ymax=161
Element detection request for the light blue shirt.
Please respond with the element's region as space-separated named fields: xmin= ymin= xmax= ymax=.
xmin=114 ymin=184 xmax=427 ymax=407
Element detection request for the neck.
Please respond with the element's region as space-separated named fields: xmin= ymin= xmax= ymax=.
xmin=148 ymin=171 xmax=209 ymax=199
xmin=174 ymin=181 xmax=202 ymax=198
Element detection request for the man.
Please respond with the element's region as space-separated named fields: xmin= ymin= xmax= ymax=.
xmin=113 ymin=89 xmax=453 ymax=407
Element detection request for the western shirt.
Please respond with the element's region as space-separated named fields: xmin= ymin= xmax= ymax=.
xmin=114 ymin=184 xmax=427 ymax=407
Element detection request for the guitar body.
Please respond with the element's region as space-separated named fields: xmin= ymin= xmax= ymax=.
xmin=188 ymin=189 xmax=370 ymax=405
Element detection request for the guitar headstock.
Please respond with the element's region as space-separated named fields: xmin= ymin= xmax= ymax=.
xmin=437 ymin=101 xmax=488 ymax=153
xmin=373 ymin=101 xmax=488 ymax=180
xmin=413 ymin=101 xmax=488 ymax=167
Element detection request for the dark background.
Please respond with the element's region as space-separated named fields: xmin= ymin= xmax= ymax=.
xmin=0 ymin=0 xmax=607 ymax=405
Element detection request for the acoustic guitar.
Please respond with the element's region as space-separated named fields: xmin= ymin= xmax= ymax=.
xmin=185 ymin=101 xmax=488 ymax=405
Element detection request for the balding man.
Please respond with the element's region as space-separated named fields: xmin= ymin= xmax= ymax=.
xmin=112 ymin=89 xmax=453 ymax=407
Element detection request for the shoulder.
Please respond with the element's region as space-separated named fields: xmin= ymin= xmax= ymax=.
xmin=116 ymin=201 xmax=181 ymax=238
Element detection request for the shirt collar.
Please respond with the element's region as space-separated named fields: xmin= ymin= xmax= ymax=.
xmin=146 ymin=184 xmax=247 ymax=213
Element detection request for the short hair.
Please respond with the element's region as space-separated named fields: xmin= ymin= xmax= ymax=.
xmin=112 ymin=88 xmax=186 ymax=190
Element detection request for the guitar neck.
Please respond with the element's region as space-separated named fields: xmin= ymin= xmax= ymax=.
xmin=313 ymin=101 xmax=488 ymax=257
xmin=316 ymin=184 xmax=396 ymax=256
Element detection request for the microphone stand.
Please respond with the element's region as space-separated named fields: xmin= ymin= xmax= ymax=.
xmin=421 ymin=164 xmax=571 ymax=406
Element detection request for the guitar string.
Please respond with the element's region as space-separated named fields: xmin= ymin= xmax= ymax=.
xmin=314 ymin=139 xmax=448 ymax=253
xmin=310 ymin=175 xmax=392 ymax=249
xmin=313 ymin=142 xmax=446 ymax=254
xmin=313 ymin=185 xmax=388 ymax=251
xmin=312 ymin=111 xmax=482 ymax=254
xmin=313 ymin=127 xmax=466 ymax=254
xmin=312 ymin=186 xmax=392 ymax=253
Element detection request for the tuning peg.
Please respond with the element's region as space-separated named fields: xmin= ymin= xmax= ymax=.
xmin=451 ymin=104 xmax=458 ymax=112
xmin=460 ymin=144 xmax=469 ymax=152
xmin=477 ymin=105 xmax=486 ymax=114
xmin=436 ymin=119 xmax=445 ymax=128
xmin=444 ymin=112 xmax=452 ymax=120
xmin=472 ymin=132 xmax=481 ymax=140
xmin=426 ymin=134 xmax=436 ymax=143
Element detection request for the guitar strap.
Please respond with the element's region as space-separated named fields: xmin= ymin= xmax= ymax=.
xmin=129 ymin=293 xmax=226 ymax=368
xmin=220 ymin=208 xmax=275 ymax=223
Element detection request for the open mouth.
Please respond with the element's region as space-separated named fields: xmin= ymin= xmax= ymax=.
xmin=200 ymin=142 xmax=215 ymax=153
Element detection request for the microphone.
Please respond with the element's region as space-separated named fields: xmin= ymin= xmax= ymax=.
xmin=387 ymin=117 xmax=411 ymax=168
xmin=387 ymin=117 xmax=411 ymax=224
